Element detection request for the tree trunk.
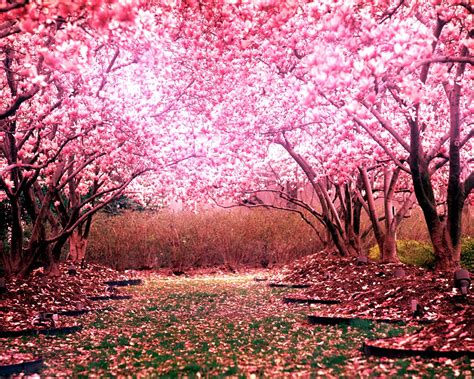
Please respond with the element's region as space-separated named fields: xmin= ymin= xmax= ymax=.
xmin=278 ymin=138 xmax=361 ymax=257
xmin=430 ymin=219 xmax=461 ymax=271
xmin=45 ymin=246 xmax=62 ymax=277
xmin=325 ymin=220 xmax=353 ymax=256
xmin=381 ymin=230 xmax=399 ymax=263
xmin=4 ymin=198 xmax=24 ymax=277
xmin=16 ymin=241 xmax=48 ymax=278
xmin=406 ymin=24 xmax=469 ymax=272
xmin=68 ymin=230 xmax=88 ymax=263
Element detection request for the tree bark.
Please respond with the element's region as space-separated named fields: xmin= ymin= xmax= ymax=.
xmin=69 ymin=229 xmax=88 ymax=263
xmin=381 ymin=231 xmax=399 ymax=263
xmin=430 ymin=219 xmax=461 ymax=271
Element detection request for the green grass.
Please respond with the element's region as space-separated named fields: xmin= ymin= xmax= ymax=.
xmin=461 ymin=237 xmax=474 ymax=271
xmin=1 ymin=274 xmax=472 ymax=377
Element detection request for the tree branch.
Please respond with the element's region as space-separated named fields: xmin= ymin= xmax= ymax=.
xmin=361 ymin=100 xmax=411 ymax=152
xmin=463 ymin=171 xmax=474 ymax=200
xmin=417 ymin=56 xmax=474 ymax=66
xmin=0 ymin=86 xmax=39 ymax=120
xmin=96 ymin=47 xmax=120 ymax=96
xmin=0 ymin=0 xmax=29 ymax=13
xmin=352 ymin=116 xmax=410 ymax=173
xmin=151 ymin=79 xmax=195 ymax=119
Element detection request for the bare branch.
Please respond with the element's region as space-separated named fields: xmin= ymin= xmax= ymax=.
xmin=211 ymin=195 xmax=326 ymax=245
xmin=418 ymin=56 xmax=474 ymax=66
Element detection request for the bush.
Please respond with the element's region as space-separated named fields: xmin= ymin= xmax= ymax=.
xmin=461 ymin=237 xmax=474 ymax=272
xmin=368 ymin=240 xmax=435 ymax=268
xmin=87 ymin=209 xmax=322 ymax=271
xmin=369 ymin=239 xmax=474 ymax=271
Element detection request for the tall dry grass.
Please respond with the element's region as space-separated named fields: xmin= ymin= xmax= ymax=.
xmin=87 ymin=205 xmax=473 ymax=271
xmin=87 ymin=209 xmax=322 ymax=270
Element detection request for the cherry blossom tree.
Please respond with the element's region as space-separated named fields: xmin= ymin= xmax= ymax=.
xmin=1 ymin=0 xmax=472 ymax=277
xmin=158 ymin=1 xmax=416 ymax=262
xmin=0 ymin=1 xmax=203 ymax=277
xmin=173 ymin=0 xmax=472 ymax=271
xmin=298 ymin=0 xmax=473 ymax=270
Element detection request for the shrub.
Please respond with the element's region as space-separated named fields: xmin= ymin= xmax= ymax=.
xmin=368 ymin=240 xmax=435 ymax=268
xmin=369 ymin=239 xmax=474 ymax=271
xmin=461 ymin=237 xmax=474 ymax=272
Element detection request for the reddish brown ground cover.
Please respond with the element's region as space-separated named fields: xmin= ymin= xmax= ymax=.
xmin=0 ymin=254 xmax=472 ymax=372
xmin=272 ymin=250 xmax=473 ymax=354
xmin=0 ymin=263 xmax=130 ymax=334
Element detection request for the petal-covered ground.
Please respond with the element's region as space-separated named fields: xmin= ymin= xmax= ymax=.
xmin=0 ymin=262 xmax=473 ymax=376
xmin=272 ymin=250 xmax=473 ymax=355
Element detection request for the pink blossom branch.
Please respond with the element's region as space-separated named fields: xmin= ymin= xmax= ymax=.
xmin=427 ymin=132 xmax=450 ymax=162
xmin=0 ymin=0 xmax=28 ymax=13
xmin=0 ymin=86 xmax=39 ymax=120
xmin=46 ymin=171 xmax=147 ymax=244
xmin=379 ymin=0 xmax=405 ymax=23
xmin=459 ymin=1 xmax=474 ymax=14
xmin=57 ymin=152 xmax=106 ymax=192
xmin=18 ymin=99 xmax=63 ymax=150
xmin=96 ymin=47 xmax=120 ymax=96
xmin=361 ymin=100 xmax=410 ymax=152
xmin=151 ymin=79 xmax=195 ymax=119
xmin=352 ymin=116 xmax=410 ymax=173
xmin=460 ymin=128 xmax=473 ymax=149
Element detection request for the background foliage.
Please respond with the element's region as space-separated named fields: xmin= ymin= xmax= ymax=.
xmin=87 ymin=209 xmax=320 ymax=270
xmin=87 ymin=207 xmax=473 ymax=271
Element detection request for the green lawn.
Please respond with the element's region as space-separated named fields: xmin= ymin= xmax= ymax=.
xmin=2 ymin=274 xmax=472 ymax=377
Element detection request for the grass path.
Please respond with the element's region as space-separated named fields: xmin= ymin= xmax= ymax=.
xmin=2 ymin=273 xmax=472 ymax=377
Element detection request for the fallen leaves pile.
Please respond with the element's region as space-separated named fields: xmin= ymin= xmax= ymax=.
xmin=0 ymin=263 xmax=133 ymax=333
xmin=271 ymin=249 xmax=473 ymax=354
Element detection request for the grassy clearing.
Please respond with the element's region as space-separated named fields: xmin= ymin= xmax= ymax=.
xmin=2 ymin=274 xmax=472 ymax=377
